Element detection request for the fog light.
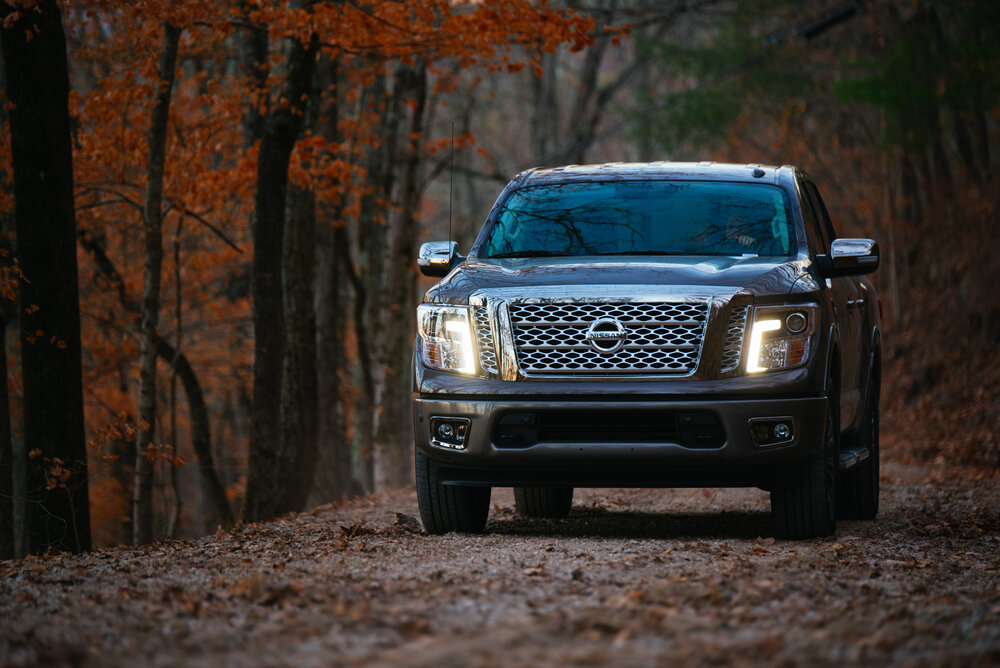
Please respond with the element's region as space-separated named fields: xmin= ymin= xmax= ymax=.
xmin=429 ymin=417 xmax=471 ymax=450
xmin=748 ymin=417 xmax=796 ymax=448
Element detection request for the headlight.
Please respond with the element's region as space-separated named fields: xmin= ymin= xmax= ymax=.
xmin=417 ymin=304 xmax=476 ymax=374
xmin=746 ymin=304 xmax=819 ymax=373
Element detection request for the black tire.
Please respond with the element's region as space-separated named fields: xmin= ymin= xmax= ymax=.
xmin=838 ymin=366 xmax=880 ymax=520
xmin=771 ymin=372 xmax=839 ymax=539
xmin=513 ymin=487 xmax=574 ymax=518
xmin=415 ymin=449 xmax=490 ymax=534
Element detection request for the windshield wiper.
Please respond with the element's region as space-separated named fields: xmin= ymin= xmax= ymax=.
xmin=489 ymin=250 xmax=577 ymax=259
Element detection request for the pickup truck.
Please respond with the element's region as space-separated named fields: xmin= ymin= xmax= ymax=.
xmin=412 ymin=162 xmax=881 ymax=539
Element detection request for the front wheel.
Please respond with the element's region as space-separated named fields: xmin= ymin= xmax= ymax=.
xmin=415 ymin=449 xmax=490 ymax=534
xmin=771 ymin=373 xmax=839 ymax=539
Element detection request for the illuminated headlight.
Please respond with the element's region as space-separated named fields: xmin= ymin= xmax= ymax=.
xmin=417 ymin=304 xmax=476 ymax=374
xmin=746 ymin=304 xmax=819 ymax=373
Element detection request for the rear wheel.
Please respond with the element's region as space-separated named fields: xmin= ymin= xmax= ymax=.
xmin=514 ymin=487 xmax=574 ymax=518
xmin=839 ymin=366 xmax=880 ymax=520
xmin=415 ymin=449 xmax=490 ymax=534
xmin=771 ymin=371 xmax=839 ymax=539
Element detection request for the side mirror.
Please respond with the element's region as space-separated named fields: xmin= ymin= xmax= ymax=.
xmin=816 ymin=238 xmax=879 ymax=277
xmin=417 ymin=241 xmax=461 ymax=278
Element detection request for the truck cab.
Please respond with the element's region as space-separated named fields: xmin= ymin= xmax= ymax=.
xmin=413 ymin=162 xmax=881 ymax=539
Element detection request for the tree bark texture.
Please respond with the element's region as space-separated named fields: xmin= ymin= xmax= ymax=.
xmin=1 ymin=0 xmax=91 ymax=553
xmin=359 ymin=66 xmax=428 ymax=491
xmin=353 ymin=69 xmax=396 ymax=493
xmin=0 ymin=58 xmax=11 ymax=559
xmin=134 ymin=22 xmax=181 ymax=545
xmin=312 ymin=56 xmax=356 ymax=504
xmin=0 ymin=310 xmax=13 ymax=559
xmin=280 ymin=184 xmax=318 ymax=512
xmin=245 ymin=33 xmax=316 ymax=522
xmin=314 ymin=223 xmax=355 ymax=503
xmin=374 ymin=63 xmax=427 ymax=489
xmin=531 ymin=52 xmax=559 ymax=162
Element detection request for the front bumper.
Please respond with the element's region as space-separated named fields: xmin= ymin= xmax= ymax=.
xmin=413 ymin=393 xmax=828 ymax=489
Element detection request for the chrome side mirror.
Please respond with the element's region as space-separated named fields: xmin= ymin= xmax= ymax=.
xmin=817 ymin=238 xmax=879 ymax=277
xmin=418 ymin=241 xmax=461 ymax=278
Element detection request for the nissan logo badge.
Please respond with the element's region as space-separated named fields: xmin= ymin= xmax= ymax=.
xmin=585 ymin=318 xmax=626 ymax=353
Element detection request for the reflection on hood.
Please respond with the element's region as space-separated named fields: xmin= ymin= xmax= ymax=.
xmin=426 ymin=255 xmax=811 ymax=304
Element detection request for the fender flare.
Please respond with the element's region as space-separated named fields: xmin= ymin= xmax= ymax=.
xmin=822 ymin=323 xmax=841 ymax=395
xmin=860 ymin=328 xmax=882 ymax=411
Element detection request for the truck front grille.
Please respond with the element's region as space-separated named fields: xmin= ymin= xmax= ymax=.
xmin=508 ymin=301 xmax=709 ymax=376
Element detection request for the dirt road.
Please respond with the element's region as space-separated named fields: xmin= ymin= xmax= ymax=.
xmin=2 ymin=459 xmax=998 ymax=667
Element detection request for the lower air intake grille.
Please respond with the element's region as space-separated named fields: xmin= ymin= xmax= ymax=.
xmin=493 ymin=410 xmax=724 ymax=449
xmin=540 ymin=410 xmax=680 ymax=442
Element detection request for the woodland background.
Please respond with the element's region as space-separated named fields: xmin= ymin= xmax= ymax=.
xmin=0 ymin=0 xmax=996 ymax=557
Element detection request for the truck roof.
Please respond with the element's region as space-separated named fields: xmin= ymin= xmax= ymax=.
xmin=516 ymin=162 xmax=797 ymax=187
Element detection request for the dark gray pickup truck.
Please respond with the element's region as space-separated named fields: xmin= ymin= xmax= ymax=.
xmin=412 ymin=162 xmax=881 ymax=538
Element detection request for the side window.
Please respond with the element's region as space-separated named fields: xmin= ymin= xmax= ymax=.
xmin=799 ymin=182 xmax=827 ymax=255
xmin=804 ymin=182 xmax=837 ymax=248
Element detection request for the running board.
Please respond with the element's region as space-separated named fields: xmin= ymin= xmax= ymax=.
xmin=839 ymin=447 xmax=870 ymax=470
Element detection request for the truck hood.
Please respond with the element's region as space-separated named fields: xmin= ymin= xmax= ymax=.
xmin=424 ymin=255 xmax=815 ymax=304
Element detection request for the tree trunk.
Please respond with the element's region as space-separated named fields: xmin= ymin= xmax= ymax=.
xmin=314 ymin=222 xmax=356 ymax=502
xmin=531 ymin=52 xmax=559 ymax=161
xmin=280 ymin=184 xmax=318 ymax=511
xmin=312 ymin=56 xmax=355 ymax=504
xmin=0 ymin=57 xmax=11 ymax=560
xmin=341 ymin=73 xmax=381 ymax=494
xmin=245 ymin=32 xmax=317 ymax=522
xmin=374 ymin=63 xmax=427 ymax=489
xmin=961 ymin=9 xmax=990 ymax=175
xmin=134 ymin=22 xmax=181 ymax=545
xmin=238 ymin=1 xmax=269 ymax=150
xmin=358 ymin=65 xmax=424 ymax=490
xmin=353 ymin=68 xmax=397 ymax=493
xmin=0 ymin=310 xmax=12 ymax=560
xmin=154 ymin=337 xmax=235 ymax=529
xmin=567 ymin=34 xmax=608 ymax=163
xmin=969 ymin=79 xmax=990 ymax=171
xmin=1 ymin=0 xmax=91 ymax=553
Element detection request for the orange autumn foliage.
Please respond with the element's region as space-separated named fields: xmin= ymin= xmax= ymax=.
xmin=1 ymin=0 xmax=615 ymax=542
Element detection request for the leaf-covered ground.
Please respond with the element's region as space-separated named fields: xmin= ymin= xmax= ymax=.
xmin=2 ymin=458 xmax=998 ymax=667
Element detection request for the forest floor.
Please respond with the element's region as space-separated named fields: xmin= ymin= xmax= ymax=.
xmin=2 ymin=449 xmax=999 ymax=667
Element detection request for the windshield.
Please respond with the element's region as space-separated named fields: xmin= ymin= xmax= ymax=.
xmin=482 ymin=180 xmax=796 ymax=258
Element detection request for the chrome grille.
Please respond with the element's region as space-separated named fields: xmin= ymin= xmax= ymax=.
xmin=509 ymin=301 xmax=708 ymax=376
xmin=473 ymin=307 xmax=498 ymax=374
xmin=720 ymin=305 xmax=748 ymax=372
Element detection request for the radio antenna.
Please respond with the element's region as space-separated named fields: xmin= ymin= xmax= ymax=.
xmin=448 ymin=122 xmax=455 ymax=248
